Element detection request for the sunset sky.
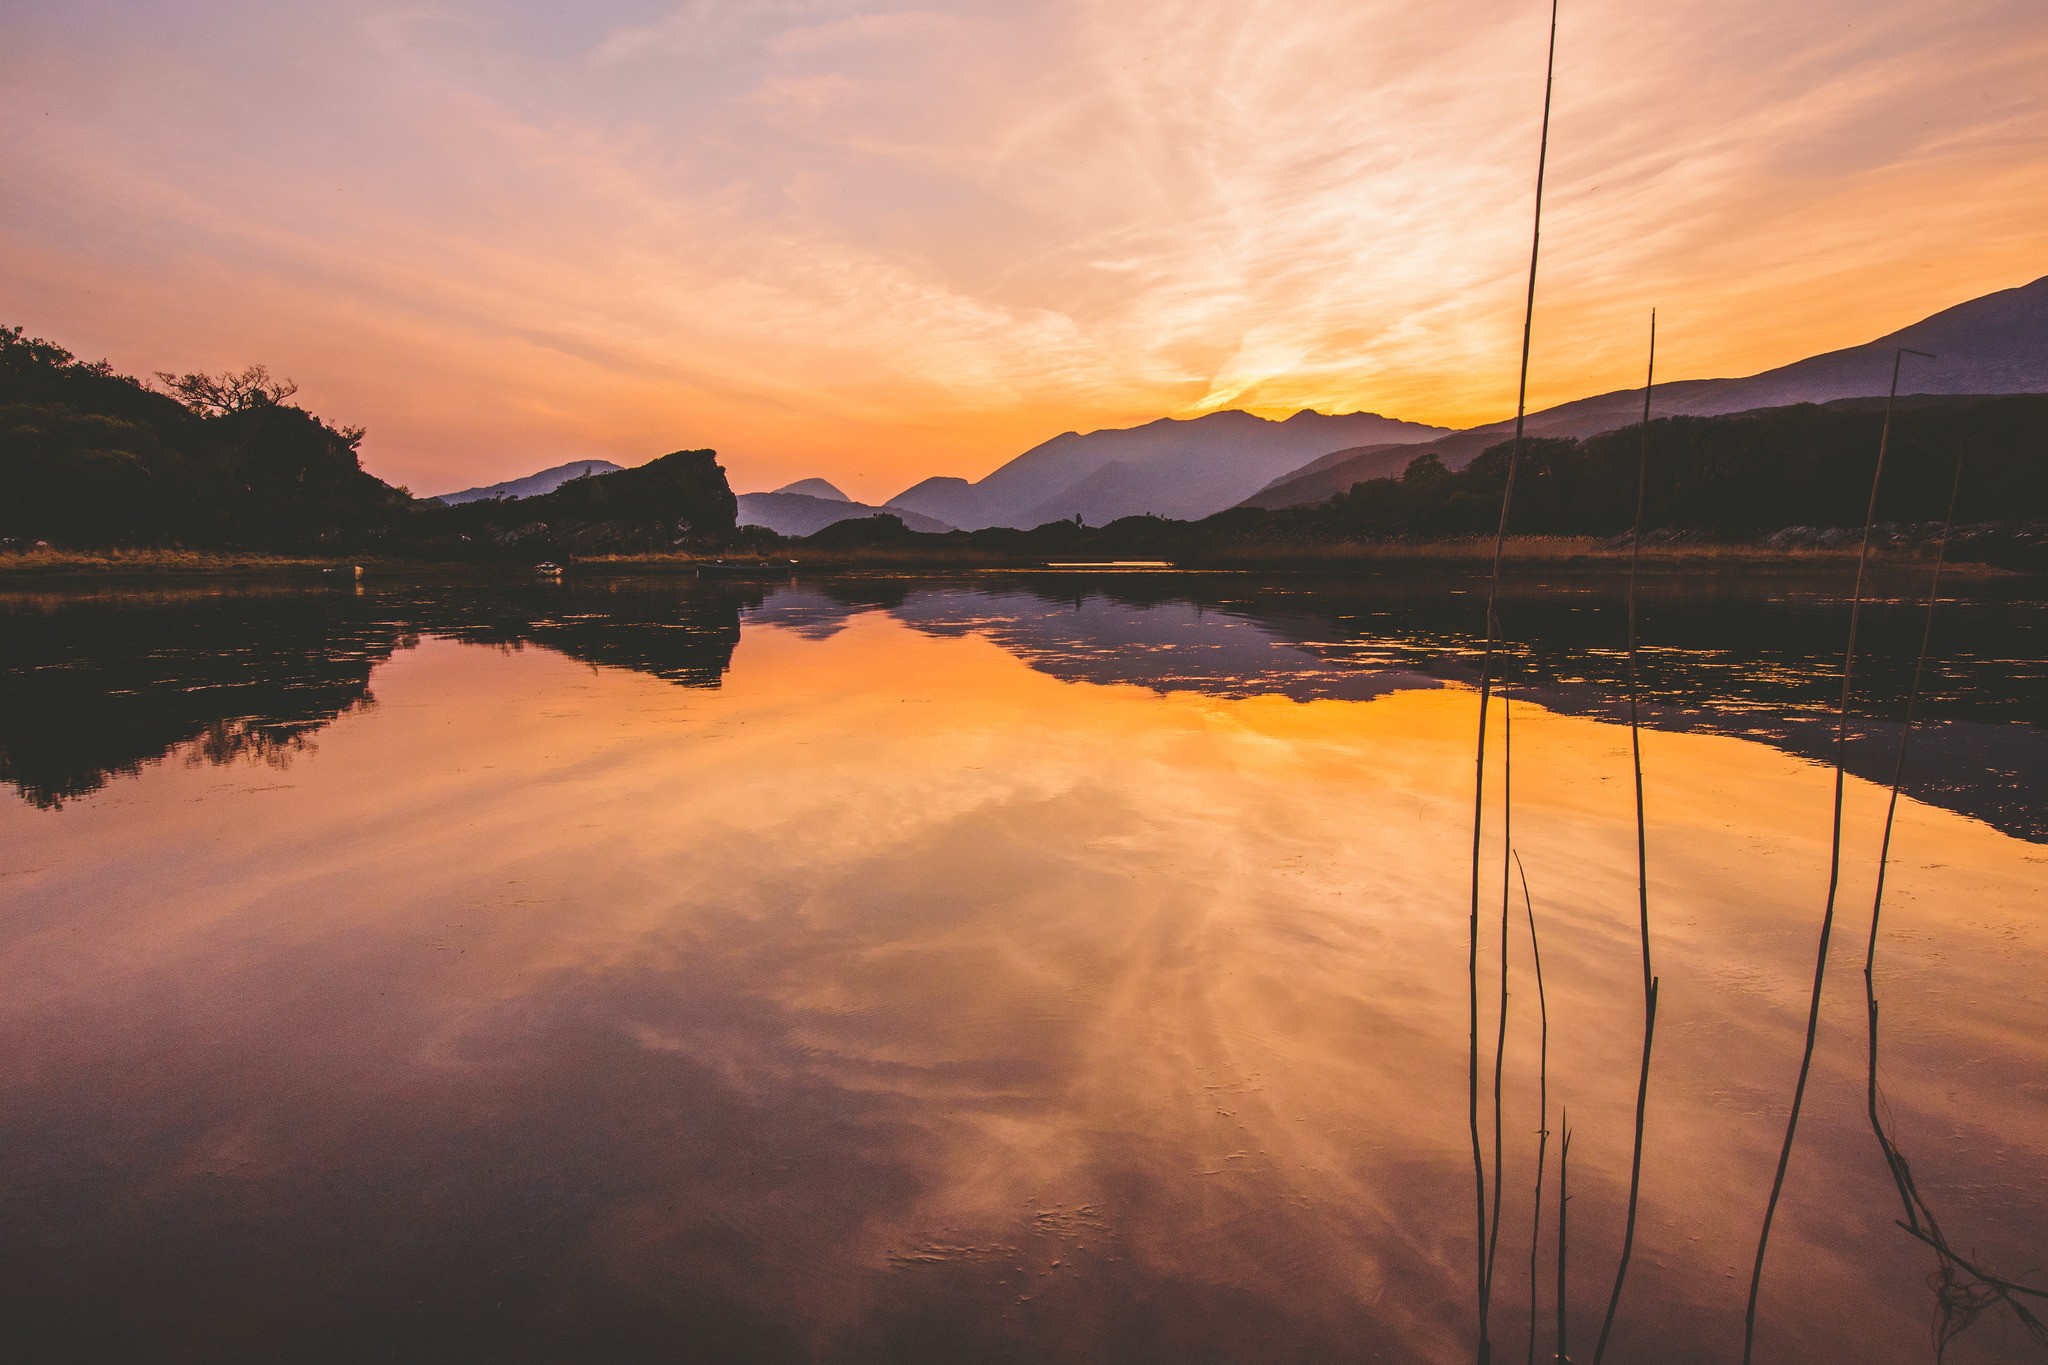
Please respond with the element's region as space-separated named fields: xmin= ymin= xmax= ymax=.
xmin=3 ymin=1 xmax=2044 ymax=501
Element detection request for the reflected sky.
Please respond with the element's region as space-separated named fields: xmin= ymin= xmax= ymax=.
xmin=0 ymin=577 xmax=2043 ymax=1362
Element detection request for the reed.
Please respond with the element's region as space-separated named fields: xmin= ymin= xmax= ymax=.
xmin=1592 ymin=311 xmax=1660 ymax=1365
xmin=1860 ymin=456 xmax=2048 ymax=1357
xmin=1517 ymin=851 xmax=1550 ymax=1365
xmin=1470 ymin=6 xmax=1559 ymax=1356
xmin=1557 ymin=1116 xmax=1573 ymax=1364
xmin=1486 ymin=700 xmax=1514 ymax=1303
xmin=1741 ymin=347 xmax=1932 ymax=1364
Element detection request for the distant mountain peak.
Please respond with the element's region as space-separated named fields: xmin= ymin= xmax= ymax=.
xmin=738 ymin=490 xmax=954 ymax=537
xmin=432 ymin=458 xmax=626 ymax=505
xmin=884 ymin=406 xmax=1449 ymax=530
xmin=770 ymin=477 xmax=852 ymax=502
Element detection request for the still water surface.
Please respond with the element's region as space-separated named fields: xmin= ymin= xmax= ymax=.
xmin=1 ymin=573 xmax=2043 ymax=1363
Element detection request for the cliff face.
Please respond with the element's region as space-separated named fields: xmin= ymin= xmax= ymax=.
xmin=517 ymin=449 xmax=738 ymax=533
xmin=430 ymin=448 xmax=739 ymax=555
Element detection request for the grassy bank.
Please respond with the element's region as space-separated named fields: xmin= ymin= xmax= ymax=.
xmin=0 ymin=537 xmax=2024 ymax=581
xmin=578 ymin=536 xmax=2019 ymax=577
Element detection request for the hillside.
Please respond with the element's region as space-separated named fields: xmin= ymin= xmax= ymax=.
xmin=887 ymin=408 xmax=1447 ymax=529
xmin=0 ymin=326 xmax=408 ymax=548
xmin=783 ymin=396 xmax=2048 ymax=572
xmin=0 ymin=324 xmax=743 ymax=559
xmin=1245 ymin=274 xmax=2048 ymax=509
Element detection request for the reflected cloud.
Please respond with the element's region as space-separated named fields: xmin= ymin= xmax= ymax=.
xmin=0 ymin=592 xmax=2042 ymax=1361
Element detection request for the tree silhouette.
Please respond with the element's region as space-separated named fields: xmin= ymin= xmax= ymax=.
xmin=153 ymin=364 xmax=298 ymax=416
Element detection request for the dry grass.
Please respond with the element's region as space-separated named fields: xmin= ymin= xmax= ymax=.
xmin=0 ymin=539 xmax=2013 ymax=578
xmin=0 ymin=547 xmax=350 ymax=576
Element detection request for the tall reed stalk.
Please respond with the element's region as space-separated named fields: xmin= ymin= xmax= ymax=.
xmin=1470 ymin=6 xmax=1558 ymax=1356
xmin=1517 ymin=851 xmax=1549 ymax=1365
xmin=1860 ymin=457 xmax=2048 ymax=1356
xmin=1592 ymin=311 xmax=1660 ymax=1365
xmin=1486 ymin=701 xmax=1514 ymax=1303
xmin=1557 ymin=1116 xmax=1573 ymax=1363
xmin=1741 ymin=347 xmax=1931 ymax=1363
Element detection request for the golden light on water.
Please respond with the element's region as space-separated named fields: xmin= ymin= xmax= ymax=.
xmin=3 ymin=608 xmax=2039 ymax=1359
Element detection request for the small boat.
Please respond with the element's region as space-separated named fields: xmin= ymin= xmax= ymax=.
xmin=533 ymin=561 xmax=564 ymax=579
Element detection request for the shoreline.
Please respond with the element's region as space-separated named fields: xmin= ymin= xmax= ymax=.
xmin=0 ymin=539 xmax=2026 ymax=584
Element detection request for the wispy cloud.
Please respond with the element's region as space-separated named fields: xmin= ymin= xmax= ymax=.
xmin=1 ymin=0 xmax=2042 ymax=498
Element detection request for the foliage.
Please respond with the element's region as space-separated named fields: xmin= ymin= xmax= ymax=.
xmin=153 ymin=364 xmax=298 ymax=416
xmin=1324 ymin=397 xmax=2048 ymax=538
xmin=0 ymin=326 xmax=405 ymax=549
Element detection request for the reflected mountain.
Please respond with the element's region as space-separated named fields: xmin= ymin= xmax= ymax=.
xmin=744 ymin=574 xmax=2045 ymax=839
xmin=2 ymin=572 xmax=2040 ymax=838
xmin=0 ymin=581 xmax=757 ymax=808
xmin=0 ymin=590 xmax=406 ymax=809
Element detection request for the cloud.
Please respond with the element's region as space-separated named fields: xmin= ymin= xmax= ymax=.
xmin=0 ymin=0 xmax=2042 ymax=499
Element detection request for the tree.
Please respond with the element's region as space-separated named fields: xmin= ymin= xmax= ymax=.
xmin=153 ymin=364 xmax=298 ymax=416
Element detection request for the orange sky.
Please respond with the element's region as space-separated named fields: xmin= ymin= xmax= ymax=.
xmin=2 ymin=1 xmax=2044 ymax=502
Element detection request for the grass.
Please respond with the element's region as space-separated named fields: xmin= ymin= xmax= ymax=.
xmin=0 ymin=537 xmax=2016 ymax=579
xmin=0 ymin=547 xmax=351 ymax=575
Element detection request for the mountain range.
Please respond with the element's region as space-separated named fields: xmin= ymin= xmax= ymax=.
xmin=434 ymin=273 xmax=2048 ymax=534
xmin=1243 ymin=273 xmax=2048 ymax=509
xmin=737 ymin=481 xmax=955 ymax=537
xmin=885 ymin=409 xmax=1447 ymax=529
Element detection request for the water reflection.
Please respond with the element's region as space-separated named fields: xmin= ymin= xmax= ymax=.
xmin=0 ymin=576 xmax=2042 ymax=1364
xmin=0 ymin=581 xmax=756 ymax=808
xmin=2 ymin=574 xmax=2040 ymax=836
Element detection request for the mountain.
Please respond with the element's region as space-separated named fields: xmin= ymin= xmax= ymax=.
xmin=736 ymin=491 xmax=954 ymax=537
xmin=887 ymin=409 xmax=1447 ymax=530
xmin=769 ymin=477 xmax=851 ymax=502
xmin=1244 ymin=274 xmax=2048 ymax=510
xmin=433 ymin=459 xmax=625 ymax=505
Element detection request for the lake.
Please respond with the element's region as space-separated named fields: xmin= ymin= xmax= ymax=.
xmin=1 ymin=571 xmax=2042 ymax=1364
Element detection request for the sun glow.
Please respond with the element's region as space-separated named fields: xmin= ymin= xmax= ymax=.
xmin=1 ymin=1 xmax=2043 ymax=500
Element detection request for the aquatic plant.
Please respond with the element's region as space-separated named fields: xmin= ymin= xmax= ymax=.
xmin=1859 ymin=455 xmax=2048 ymax=1359
xmin=1592 ymin=312 xmax=1661 ymax=1365
xmin=1517 ymin=851 xmax=1551 ymax=1365
xmin=1470 ymin=5 xmax=1559 ymax=1357
xmin=1742 ymin=346 xmax=1932 ymax=1363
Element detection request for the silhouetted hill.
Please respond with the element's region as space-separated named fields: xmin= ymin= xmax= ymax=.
xmin=433 ymin=459 xmax=625 ymax=504
xmin=426 ymin=449 xmax=738 ymax=556
xmin=887 ymin=408 xmax=1447 ymax=529
xmin=1246 ymin=275 xmax=2048 ymax=509
xmin=0 ymin=325 xmax=408 ymax=548
xmin=0 ymin=324 xmax=745 ymax=559
xmin=780 ymin=397 xmax=2048 ymax=573
xmin=738 ymin=491 xmax=953 ymax=537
